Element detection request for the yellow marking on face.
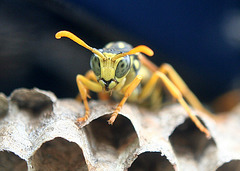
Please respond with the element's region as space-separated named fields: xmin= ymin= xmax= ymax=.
xmin=108 ymin=81 xmax=117 ymax=89
xmin=99 ymin=53 xmax=119 ymax=82
xmin=101 ymin=67 xmax=116 ymax=81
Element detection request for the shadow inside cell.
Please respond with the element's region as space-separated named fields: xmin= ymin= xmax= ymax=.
xmin=10 ymin=89 xmax=53 ymax=117
xmin=217 ymin=160 xmax=240 ymax=171
xmin=86 ymin=114 xmax=139 ymax=153
xmin=128 ymin=152 xmax=174 ymax=171
xmin=169 ymin=118 xmax=216 ymax=159
xmin=31 ymin=137 xmax=88 ymax=171
xmin=0 ymin=151 xmax=27 ymax=171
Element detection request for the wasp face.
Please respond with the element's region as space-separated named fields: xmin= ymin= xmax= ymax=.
xmin=90 ymin=51 xmax=131 ymax=91
xmin=55 ymin=31 xmax=153 ymax=90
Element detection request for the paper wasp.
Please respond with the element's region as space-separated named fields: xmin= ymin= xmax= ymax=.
xmin=55 ymin=31 xmax=211 ymax=138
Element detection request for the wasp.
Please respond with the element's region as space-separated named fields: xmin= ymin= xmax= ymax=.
xmin=55 ymin=31 xmax=211 ymax=138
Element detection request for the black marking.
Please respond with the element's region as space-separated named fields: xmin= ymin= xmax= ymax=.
xmin=100 ymin=78 xmax=118 ymax=91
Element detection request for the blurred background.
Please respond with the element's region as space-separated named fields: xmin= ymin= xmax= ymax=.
xmin=0 ymin=0 xmax=240 ymax=107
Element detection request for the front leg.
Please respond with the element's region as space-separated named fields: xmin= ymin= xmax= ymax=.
xmin=76 ymin=74 xmax=103 ymax=123
xmin=108 ymin=75 xmax=143 ymax=124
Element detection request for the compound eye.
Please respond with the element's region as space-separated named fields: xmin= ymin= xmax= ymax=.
xmin=115 ymin=55 xmax=131 ymax=78
xmin=90 ymin=55 xmax=101 ymax=76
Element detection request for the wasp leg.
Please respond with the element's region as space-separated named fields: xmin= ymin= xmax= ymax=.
xmin=76 ymin=70 xmax=110 ymax=101
xmin=85 ymin=70 xmax=98 ymax=82
xmin=76 ymin=74 xmax=103 ymax=123
xmin=159 ymin=63 xmax=213 ymax=116
xmin=76 ymin=70 xmax=96 ymax=102
xmin=139 ymin=71 xmax=211 ymax=138
xmin=86 ymin=70 xmax=110 ymax=101
xmin=139 ymin=55 xmax=212 ymax=117
xmin=108 ymin=75 xmax=143 ymax=125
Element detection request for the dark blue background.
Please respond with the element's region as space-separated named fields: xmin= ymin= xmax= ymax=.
xmin=0 ymin=0 xmax=239 ymax=104
xmin=76 ymin=0 xmax=240 ymax=101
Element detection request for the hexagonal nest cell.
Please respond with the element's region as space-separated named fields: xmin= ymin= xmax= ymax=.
xmin=30 ymin=137 xmax=88 ymax=171
xmin=0 ymin=88 xmax=240 ymax=171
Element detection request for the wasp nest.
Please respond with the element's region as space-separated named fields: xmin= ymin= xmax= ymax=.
xmin=0 ymin=88 xmax=240 ymax=171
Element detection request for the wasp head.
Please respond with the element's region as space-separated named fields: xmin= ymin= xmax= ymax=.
xmin=55 ymin=31 xmax=154 ymax=91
